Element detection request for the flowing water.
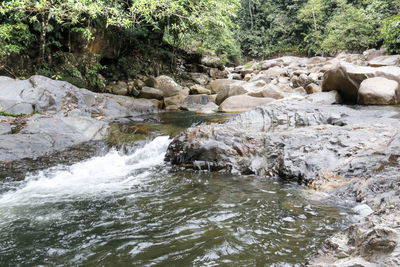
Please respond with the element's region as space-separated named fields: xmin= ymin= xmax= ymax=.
xmin=0 ymin=113 xmax=351 ymax=266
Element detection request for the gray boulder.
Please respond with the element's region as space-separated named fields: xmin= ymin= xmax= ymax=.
xmin=358 ymin=77 xmax=399 ymax=105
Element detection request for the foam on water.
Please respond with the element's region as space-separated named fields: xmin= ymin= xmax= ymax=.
xmin=0 ymin=136 xmax=171 ymax=206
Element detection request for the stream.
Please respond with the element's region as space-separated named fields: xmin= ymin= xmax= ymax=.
xmin=0 ymin=112 xmax=351 ymax=266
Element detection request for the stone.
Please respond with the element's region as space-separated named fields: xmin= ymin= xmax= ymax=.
xmin=144 ymin=76 xmax=157 ymax=88
xmin=0 ymin=75 xmax=159 ymax=163
xmin=109 ymin=81 xmax=129 ymax=95
xmin=138 ymin=86 xmax=164 ymax=100
xmin=164 ymin=94 xmax=186 ymax=107
xmin=368 ymin=55 xmax=400 ymax=67
xmin=195 ymin=102 xmax=219 ymax=114
xmin=207 ymin=79 xmax=245 ymax=94
xmin=201 ymin=55 xmax=224 ymax=69
xmin=190 ymin=73 xmax=210 ymax=85
xmin=154 ymin=75 xmax=183 ymax=97
xmin=265 ymin=66 xmax=286 ymax=77
xmin=215 ymin=84 xmax=248 ymax=105
xmin=261 ymin=59 xmax=279 ymax=70
xmin=291 ymin=73 xmax=313 ymax=89
xmin=363 ymin=48 xmax=386 ymax=61
xmin=190 ymin=84 xmax=211 ymax=95
xmin=357 ymin=77 xmax=399 ymax=105
xmin=305 ymin=83 xmax=321 ymax=94
xmin=244 ymin=73 xmax=253 ymax=81
xmin=247 ymin=85 xmax=285 ymax=99
xmin=182 ymin=94 xmax=216 ymax=112
xmin=218 ymin=95 xmax=275 ymax=113
xmin=322 ymin=62 xmax=400 ymax=103
xmin=305 ymin=91 xmax=342 ymax=105
xmin=230 ymin=73 xmax=242 ymax=80
xmin=209 ymin=68 xmax=229 ymax=79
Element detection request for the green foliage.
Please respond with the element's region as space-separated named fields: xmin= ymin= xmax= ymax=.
xmin=321 ymin=4 xmax=381 ymax=54
xmin=235 ymin=0 xmax=307 ymax=58
xmin=0 ymin=23 xmax=35 ymax=55
xmin=382 ymin=15 xmax=400 ymax=54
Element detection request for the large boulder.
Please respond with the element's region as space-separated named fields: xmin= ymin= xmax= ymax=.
xmin=207 ymin=79 xmax=245 ymax=94
xmin=322 ymin=62 xmax=400 ymax=102
xmin=247 ymin=85 xmax=285 ymax=99
xmin=154 ymin=75 xmax=183 ymax=97
xmin=0 ymin=75 xmax=159 ymax=163
xmin=357 ymin=77 xmax=399 ymax=105
xmin=215 ymin=84 xmax=248 ymax=105
xmin=218 ymin=95 xmax=275 ymax=113
xmin=138 ymin=86 xmax=164 ymax=100
xmin=368 ymin=55 xmax=400 ymax=67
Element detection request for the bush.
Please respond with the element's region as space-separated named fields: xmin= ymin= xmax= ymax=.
xmin=381 ymin=15 xmax=400 ymax=54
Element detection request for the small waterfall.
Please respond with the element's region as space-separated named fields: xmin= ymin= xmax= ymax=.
xmin=0 ymin=136 xmax=171 ymax=207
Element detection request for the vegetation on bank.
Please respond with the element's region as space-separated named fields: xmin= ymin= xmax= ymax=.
xmin=0 ymin=0 xmax=399 ymax=89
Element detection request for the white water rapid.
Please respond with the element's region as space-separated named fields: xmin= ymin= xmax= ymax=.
xmin=0 ymin=136 xmax=171 ymax=207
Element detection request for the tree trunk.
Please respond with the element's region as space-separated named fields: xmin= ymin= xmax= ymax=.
xmin=38 ymin=13 xmax=49 ymax=67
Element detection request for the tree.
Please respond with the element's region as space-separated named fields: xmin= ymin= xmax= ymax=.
xmin=382 ymin=14 xmax=400 ymax=54
xmin=0 ymin=0 xmax=130 ymax=66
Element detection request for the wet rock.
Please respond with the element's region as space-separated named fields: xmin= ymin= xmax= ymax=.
xmin=358 ymin=77 xmax=399 ymax=105
xmin=309 ymin=205 xmax=400 ymax=266
xmin=0 ymin=75 xmax=159 ymax=163
xmin=218 ymin=95 xmax=275 ymax=113
xmin=166 ymin=98 xmax=400 ymax=186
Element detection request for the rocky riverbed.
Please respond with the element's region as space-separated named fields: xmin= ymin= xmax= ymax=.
xmin=1 ymin=50 xmax=400 ymax=265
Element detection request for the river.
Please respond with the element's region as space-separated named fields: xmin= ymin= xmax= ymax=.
xmin=0 ymin=112 xmax=351 ymax=266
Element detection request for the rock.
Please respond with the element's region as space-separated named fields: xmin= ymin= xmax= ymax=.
xmin=230 ymin=73 xmax=242 ymax=80
xmin=218 ymin=95 xmax=275 ymax=113
xmin=261 ymin=59 xmax=279 ymax=70
xmin=305 ymin=83 xmax=321 ymax=94
xmin=190 ymin=73 xmax=210 ymax=85
xmin=164 ymin=94 xmax=186 ymax=107
xmin=244 ymin=73 xmax=254 ymax=81
xmin=154 ymin=75 xmax=183 ymax=97
xmin=308 ymin=72 xmax=320 ymax=82
xmin=166 ymin=97 xmax=400 ymax=184
xmin=369 ymin=55 xmax=400 ymax=67
xmin=108 ymin=81 xmax=129 ymax=95
xmin=293 ymin=70 xmax=309 ymax=76
xmin=322 ymin=62 xmax=400 ymax=102
xmin=144 ymin=76 xmax=158 ymax=88
xmin=306 ymin=57 xmax=328 ymax=65
xmin=138 ymin=86 xmax=164 ymax=100
xmin=293 ymin=87 xmax=307 ymax=94
xmin=249 ymin=73 xmax=272 ymax=83
xmin=0 ymin=75 xmax=159 ymax=163
xmin=292 ymin=73 xmax=314 ymax=88
xmin=209 ymin=68 xmax=229 ymax=79
xmin=357 ymin=77 xmax=399 ymax=105
xmin=182 ymin=94 xmax=216 ymax=112
xmin=265 ymin=66 xmax=286 ymax=77
xmin=207 ymin=79 xmax=245 ymax=94
xmin=305 ymin=91 xmax=342 ymax=105
xmin=247 ymin=85 xmax=285 ymax=99
xmin=309 ymin=205 xmax=400 ymax=266
xmin=195 ymin=102 xmax=219 ymax=114
xmin=201 ymin=55 xmax=224 ymax=69
xmin=165 ymin=105 xmax=180 ymax=111
xmin=190 ymin=84 xmax=211 ymax=95
xmin=215 ymin=84 xmax=248 ymax=105
xmin=363 ymin=48 xmax=386 ymax=61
